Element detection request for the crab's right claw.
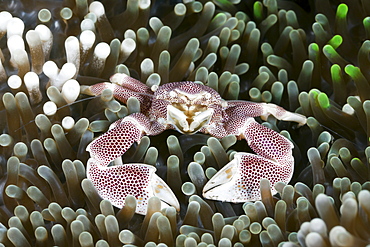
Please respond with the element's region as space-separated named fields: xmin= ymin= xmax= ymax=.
xmin=86 ymin=114 xmax=179 ymax=215
xmin=87 ymin=162 xmax=180 ymax=215
xmin=150 ymin=172 xmax=180 ymax=212
xmin=86 ymin=117 xmax=143 ymax=166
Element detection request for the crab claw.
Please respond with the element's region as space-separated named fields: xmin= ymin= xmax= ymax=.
xmin=202 ymin=153 xmax=293 ymax=202
xmin=87 ymin=161 xmax=180 ymax=215
xmin=203 ymin=118 xmax=294 ymax=202
xmin=86 ymin=114 xmax=179 ymax=215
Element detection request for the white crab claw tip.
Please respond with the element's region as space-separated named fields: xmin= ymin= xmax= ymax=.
xmin=202 ymin=156 xmax=252 ymax=203
xmin=297 ymin=115 xmax=307 ymax=127
xmin=284 ymin=112 xmax=307 ymax=127
xmin=80 ymin=85 xmax=93 ymax=95
xmin=150 ymin=173 xmax=180 ymax=211
xmin=203 ymin=158 xmax=239 ymax=194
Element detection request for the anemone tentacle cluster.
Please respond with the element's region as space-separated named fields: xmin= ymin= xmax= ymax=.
xmin=0 ymin=0 xmax=370 ymax=246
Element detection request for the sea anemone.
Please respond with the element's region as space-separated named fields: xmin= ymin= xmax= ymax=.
xmin=1 ymin=0 xmax=370 ymax=246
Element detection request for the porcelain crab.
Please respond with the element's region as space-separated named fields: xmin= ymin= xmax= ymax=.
xmin=82 ymin=73 xmax=306 ymax=215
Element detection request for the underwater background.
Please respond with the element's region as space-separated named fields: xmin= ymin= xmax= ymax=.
xmin=0 ymin=0 xmax=370 ymax=246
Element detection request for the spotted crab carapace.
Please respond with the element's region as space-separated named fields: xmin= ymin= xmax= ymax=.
xmin=82 ymin=73 xmax=307 ymax=215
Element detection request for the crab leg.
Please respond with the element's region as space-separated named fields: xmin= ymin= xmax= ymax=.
xmin=80 ymin=73 xmax=153 ymax=110
xmin=86 ymin=113 xmax=179 ymax=215
xmin=226 ymin=101 xmax=307 ymax=126
xmin=203 ymin=118 xmax=295 ymax=202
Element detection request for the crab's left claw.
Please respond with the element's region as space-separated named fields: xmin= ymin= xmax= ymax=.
xmin=203 ymin=118 xmax=294 ymax=202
